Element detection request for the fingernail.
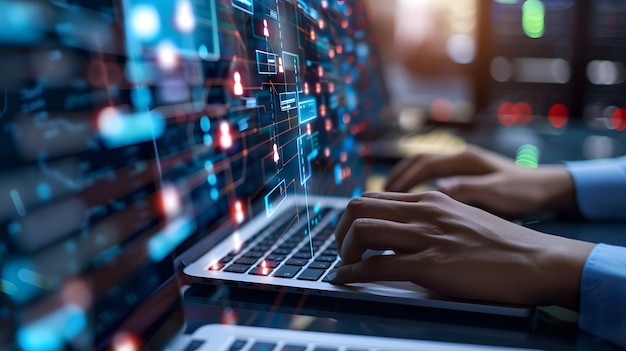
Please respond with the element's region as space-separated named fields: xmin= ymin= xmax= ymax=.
xmin=326 ymin=271 xmax=338 ymax=282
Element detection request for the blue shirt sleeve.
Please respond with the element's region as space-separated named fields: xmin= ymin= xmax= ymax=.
xmin=578 ymin=244 xmax=626 ymax=349
xmin=566 ymin=156 xmax=626 ymax=221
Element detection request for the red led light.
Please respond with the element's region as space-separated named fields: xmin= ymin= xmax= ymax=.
xmin=548 ymin=104 xmax=569 ymax=129
xmin=234 ymin=200 xmax=244 ymax=224
xmin=219 ymin=121 xmax=233 ymax=149
xmin=512 ymin=102 xmax=532 ymax=125
xmin=112 ymin=332 xmax=142 ymax=351
xmin=611 ymin=108 xmax=626 ymax=131
xmin=263 ymin=19 xmax=270 ymax=37
xmin=233 ymin=72 xmax=243 ymax=96
xmin=497 ymin=102 xmax=516 ymax=126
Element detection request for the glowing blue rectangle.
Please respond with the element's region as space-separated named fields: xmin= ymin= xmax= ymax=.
xmin=280 ymin=92 xmax=298 ymax=111
xmin=100 ymin=111 xmax=165 ymax=149
xmin=148 ymin=217 xmax=196 ymax=262
xmin=232 ymin=0 xmax=253 ymax=14
xmin=256 ymin=50 xmax=277 ymax=75
xmin=297 ymin=136 xmax=312 ymax=185
xmin=298 ymin=98 xmax=318 ymax=124
xmin=264 ymin=180 xmax=287 ymax=217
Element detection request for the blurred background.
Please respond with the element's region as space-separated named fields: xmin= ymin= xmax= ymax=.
xmin=365 ymin=0 xmax=626 ymax=144
xmin=1 ymin=0 xmax=626 ymax=350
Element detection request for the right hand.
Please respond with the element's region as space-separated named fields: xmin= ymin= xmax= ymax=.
xmin=331 ymin=192 xmax=595 ymax=311
xmin=384 ymin=145 xmax=577 ymax=218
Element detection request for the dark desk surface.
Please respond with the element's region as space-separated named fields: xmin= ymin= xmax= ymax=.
xmin=181 ymin=122 xmax=626 ymax=351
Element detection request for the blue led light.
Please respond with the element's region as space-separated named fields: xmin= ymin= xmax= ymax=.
xmin=210 ymin=188 xmax=219 ymax=201
xmin=204 ymin=160 xmax=214 ymax=171
xmin=100 ymin=110 xmax=166 ymax=149
xmin=334 ymin=164 xmax=342 ymax=185
xmin=343 ymin=136 xmax=355 ymax=152
xmin=203 ymin=134 xmax=213 ymax=146
xmin=2 ymin=259 xmax=42 ymax=303
xmin=148 ymin=217 xmax=196 ymax=262
xmin=17 ymin=305 xmax=87 ymax=351
xmin=36 ymin=182 xmax=52 ymax=201
xmin=207 ymin=174 xmax=217 ymax=186
xmin=351 ymin=187 xmax=363 ymax=199
xmin=200 ymin=116 xmax=211 ymax=132
xmin=130 ymin=87 xmax=153 ymax=107
xmin=199 ymin=44 xmax=209 ymax=59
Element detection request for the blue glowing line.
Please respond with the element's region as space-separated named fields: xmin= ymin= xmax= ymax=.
xmin=0 ymin=279 xmax=17 ymax=296
xmin=10 ymin=189 xmax=26 ymax=217
xmin=0 ymin=87 xmax=7 ymax=118
xmin=264 ymin=180 xmax=287 ymax=217
xmin=334 ymin=165 xmax=343 ymax=185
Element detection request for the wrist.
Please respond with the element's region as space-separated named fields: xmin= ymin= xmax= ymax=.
xmin=540 ymin=166 xmax=577 ymax=214
xmin=535 ymin=236 xmax=595 ymax=310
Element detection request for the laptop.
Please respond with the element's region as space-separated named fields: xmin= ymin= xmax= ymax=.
xmin=0 ymin=1 xmax=535 ymax=349
xmin=0 ymin=0 xmax=540 ymax=351
xmin=136 ymin=0 xmax=531 ymax=318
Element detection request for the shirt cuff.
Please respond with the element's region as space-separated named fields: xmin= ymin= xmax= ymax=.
xmin=566 ymin=159 xmax=626 ymax=221
xmin=579 ymin=243 xmax=626 ymax=349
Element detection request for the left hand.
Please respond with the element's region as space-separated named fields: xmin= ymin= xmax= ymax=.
xmin=331 ymin=191 xmax=594 ymax=310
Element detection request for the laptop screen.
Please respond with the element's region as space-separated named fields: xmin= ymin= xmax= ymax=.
xmin=0 ymin=0 xmax=389 ymax=349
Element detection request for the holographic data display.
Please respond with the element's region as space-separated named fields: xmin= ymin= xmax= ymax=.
xmin=0 ymin=0 xmax=389 ymax=349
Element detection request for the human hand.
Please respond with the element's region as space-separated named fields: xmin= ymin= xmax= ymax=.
xmin=384 ymin=145 xmax=577 ymax=218
xmin=331 ymin=192 xmax=595 ymax=310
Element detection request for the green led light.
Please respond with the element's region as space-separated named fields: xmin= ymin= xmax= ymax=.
xmin=522 ymin=0 xmax=545 ymax=39
xmin=516 ymin=144 xmax=540 ymax=168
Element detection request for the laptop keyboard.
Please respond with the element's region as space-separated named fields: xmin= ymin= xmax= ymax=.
xmin=227 ymin=338 xmax=366 ymax=351
xmin=210 ymin=207 xmax=342 ymax=282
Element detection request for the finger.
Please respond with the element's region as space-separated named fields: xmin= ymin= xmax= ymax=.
xmin=362 ymin=191 xmax=430 ymax=202
xmin=340 ymin=218 xmax=432 ymax=264
xmin=385 ymin=154 xmax=443 ymax=192
xmin=385 ymin=146 xmax=496 ymax=192
xmin=435 ymin=175 xmax=495 ymax=207
xmin=385 ymin=153 xmax=469 ymax=192
xmin=385 ymin=155 xmax=423 ymax=190
xmin=327 ymin=254 xmax=414 ymax=284
xmin=335 ymin=197 xmax=423 ymax=254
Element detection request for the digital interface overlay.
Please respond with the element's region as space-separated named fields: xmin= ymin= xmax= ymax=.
xmin=0 ymin=0 xmax=390 ymax=349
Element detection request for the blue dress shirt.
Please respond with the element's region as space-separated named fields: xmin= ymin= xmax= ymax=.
xmin=567 ymin=157 xmax=626 ymax=348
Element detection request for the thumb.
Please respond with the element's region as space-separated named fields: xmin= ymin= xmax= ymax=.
xmin=435 ymin=175 xmax=494 ymax=205
xmin=326 ymin=255 xmax=405 ymax=285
